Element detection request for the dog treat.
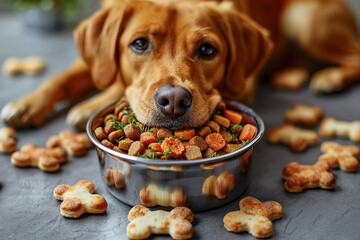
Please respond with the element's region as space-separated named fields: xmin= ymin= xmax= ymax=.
xmin=2 ymin=56 xmax=45 ymax=75
xmin=267 ymin=123 xmax=318 ymax=152
xmin=282 ymin=161 xmax=336 ymax=193
xmin=11 ymin=144 xmax=67 ymax=172
xmin=0 ymin=127 xmax=17 ymax=153
xmin=105 ymin=166 xmax=125 ymax=188
xmin=318 ymin=141 xmax=359 ymax=172
xmin=202 ymin=171 xmax=235 ymax=199
xmin=284 ymin=104 xmax=324 ymax=127
xmin=319 ymin=118 xmax=360 ymax=143
xmin=127 ymin=205 xmax=194 ymax=240
xmin=53 ymin=180 xmax=108 ymax=218
xmin=223 ymin=196 xmax=283 ymax=238
xmin=271 ymin=67 xmax=310 ymax=90
xmin=46 ymin=130 xmax=93 ymax=156
xmin=93 ymin=99 xmax=257 ymax=160
xmin=139 ymin=184 xmax=188 ymax=207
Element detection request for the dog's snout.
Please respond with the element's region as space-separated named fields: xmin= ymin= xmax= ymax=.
xmin=154 ymin=85 xmax=192 ymax=118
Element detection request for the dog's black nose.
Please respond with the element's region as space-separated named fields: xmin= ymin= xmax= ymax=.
xmin=154 ymin=85 xmax=192 ymax=118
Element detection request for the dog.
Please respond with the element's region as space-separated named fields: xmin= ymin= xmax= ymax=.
xmin=1 ymin=0 xmax=359 ymax=130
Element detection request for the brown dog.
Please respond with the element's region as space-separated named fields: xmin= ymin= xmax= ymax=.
xmin=1 ymin=0 xmax=359 ymax=130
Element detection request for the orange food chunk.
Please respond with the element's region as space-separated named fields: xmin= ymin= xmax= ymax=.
xmin=224 ymin=109 xmax=243 ymax=124
xmin=161 ymin=137 xmax=185 ymax=159
xmin=205 ymin=133 xmax=226 ymax=152
xmin=148 ymin=142 xmax=162 ymax=152
xmin=140 ymin=132 xmax=157 ymax=146
xmin=174 ymin=129 xmax=195 ymax=141
xmin=239 ymin=124 xmax=257 ymax=142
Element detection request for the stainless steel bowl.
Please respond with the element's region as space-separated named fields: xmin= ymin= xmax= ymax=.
xmin=86 ymin=101 xmax=264 ymax=212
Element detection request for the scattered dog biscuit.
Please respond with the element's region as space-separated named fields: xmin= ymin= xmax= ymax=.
xmin=127 ymin=205 xmax=194 ymax=240
xmin=0 ymin=127 xmax=17 ymax=153
xmin=11 ymin=144 xmax=67 ymax=172
xmin=284 ymin=104 xmax=324 ymax=127
xmin=271 ymin=67 xmax=310 ymax=90
xmin=202 ymin=171 xmax=235 ymax=199
xmin=223 ymin=196 xmax=283 ymax=238
xmin=267 ymin=123 xmax=318 ymax=152
xmin=139 ymin=184 xmax=188 ymax=207
xmin=319 ymin=118 xmax=360 ymax=143
xmin=46 ymin=130 xmax=93 ymax=156
xmin=282 ymin=161 xmax=336 ymax=193
xmin=53 ymin=180 xmax=108 ymax=218
xmin=318 ymin=141 xmax=359 ymax=172
xmin=2 ymin=56 xmax=45 ymax=75
xmin=105 ymin=166 xmax=126 ymax=189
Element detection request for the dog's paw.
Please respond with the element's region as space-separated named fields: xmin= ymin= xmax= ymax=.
xmin=310 ymin=67 xmax=345 ymax=93
xmin=1 ymin=98 xmax=50 ymax=128
xmin=66 ymin=107 xmax=94 ymax=130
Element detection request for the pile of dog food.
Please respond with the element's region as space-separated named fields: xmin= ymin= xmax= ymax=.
xmin=94 ymin=99 xmax=257 ymax=160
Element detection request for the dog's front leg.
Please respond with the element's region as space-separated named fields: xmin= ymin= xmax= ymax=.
xmin=1 ymin=59 xmax=95 ymax=128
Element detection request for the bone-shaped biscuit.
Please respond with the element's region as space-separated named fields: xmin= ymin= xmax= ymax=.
xmin=284 ymin=103 xmax=323 ymax=127
xmin=319 ymin=118 xmax=360 ymax=143
xmin=0 ymin=127 xmax=17 ymax=153
xmin=46 ymin=130 xmax=93 ymax=156
xmin=2 ymin=56 xmax=45 ymax=75
xmin=282 ymin=161 xmax=336 ymax=193
xmin=139 ymin=184 xmax=188 ymax=207
xmin=11 ymin=144 xmax=67 ymax=172
xmin=318 ymin=141 xmax=359 ymax=172
xmin=53 ymin=180 xmax=108 ymax=218
xmin=223 ymin=196 xmax=283 ymax=238
xmin=202 ymin=171 xmax=235 ymax=199
xmin=127 ymin=205 xmax=194 ymax=240
xmin=267 ymin=123 xmax=318 ymax=152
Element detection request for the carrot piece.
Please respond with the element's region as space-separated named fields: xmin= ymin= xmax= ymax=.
xmin=174 ymin=128 xmax=195 ymax=140
xmin=161 ymin=137 xmax=185 ymax=159
xmin=148 ymin=142 xmax=162 ymax=152
xmin=205 ymin=133 xmax=226 ymax=151
xmin=224 ymin=109 xmax=243 ymax=124
xmin=239 ymin=124 xmax=257 ymax=142
xmin=140 ymin=132 xmax=157 ymax=146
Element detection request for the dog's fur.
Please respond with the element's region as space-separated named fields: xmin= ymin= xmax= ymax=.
xmin=2 ymin=0 xmax=359 ymax=129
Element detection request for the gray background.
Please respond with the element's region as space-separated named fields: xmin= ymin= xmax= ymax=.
xmin=0 ymin=1 xmax=360 ymax=239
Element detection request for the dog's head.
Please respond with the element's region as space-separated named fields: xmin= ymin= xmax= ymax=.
xmin=74 ymin=0 xmax=272 ymax=130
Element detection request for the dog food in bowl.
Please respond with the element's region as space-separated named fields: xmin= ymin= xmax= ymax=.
xmin=93 ymin=98 xmax=258 ymax=160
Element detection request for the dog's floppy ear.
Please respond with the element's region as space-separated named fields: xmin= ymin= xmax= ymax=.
xmin=218 ymin=2 xmax=273 ymax=101
xmin=73 ymin=7 xmax=129 ymax=90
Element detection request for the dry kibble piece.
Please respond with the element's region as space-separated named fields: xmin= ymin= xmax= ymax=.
xmin=206 ymin=121 xmax=220 ymax=132
xmin=53 ymin=180 xmax=108 ymax=218
xmin=114 ymin=99 xmax=129 ymax=116
xmin=284 ymin=104 xmax=324 ymax=127
xmin=318 ymin=141 xmax=359 ymax=172
xmin=202 ymin=171 xmax=235 ymax=199
xmin=101 ymin=139 xmax=115 ymax=149
xmin=46 ymin=130 xmax=93 ymax=156
xmin=203 ymin=148 xmax=216 ymax=158
xmin=189 ymin=136 xmax=207 ymax=152
xmin=213 ymin=115 xmax=231 ymax=128
xmin=267 ymin=123 xmax=318 ymax=152
xmin=319 ymin=118 xmax=360 ymax=143
xmin=139 ymin=184 xmax=188 ymax=207
xmin=127 ymin=205 xmax=194 ymax=240
xmin=282 ymin=161 xmax=336 ymax=193
xmin=11 ymin=144 xmax=67 ymax=172
xmin=140 ymin=132 xmax=157 ymax=146
xmin=157 ymin=128 xmax=172 ymax=139
xmin=0 ymin=127 xmax=17 ymax=153
xmin=219 ymin=131 xmax=233 ymax=143
xmin=94 ymin=127 xmax=107 ymax=141
xmin=149 ymin=127 xmax=159 ymax=135
xmin=108 ymin=130 xmax=125 ymax=143
xmin=223 ymin=196 xmax=283 ymax=238
xmin=104 ymin=120 xmax=116 ymax=134
xmin=223 ymin=143 xmax=242 ymax=153
xmin=196 ymin=126 xmax=212 ymax=138
xmin=124 ymin=123 xmax=142 ymax=140
xmin=128 ymin=141 xmax=145 ymax=156
xmin=121 ymin=115 xmax=132 ymax=124
xmin=104 ymin=114 xmax=118 ymax=123
xmin=118 ymin=138 xmax=134 ymax=151
xmin=184 ymin=145 xmax=202 ymax=160
xmin=230 ymin=123 xmax=243 ymax=134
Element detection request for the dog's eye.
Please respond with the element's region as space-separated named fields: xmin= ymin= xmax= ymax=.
xmin=198 ymin=43 xmax=217 ymax=59
xmin=131 ymin=38 xmax=151 ymax=53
